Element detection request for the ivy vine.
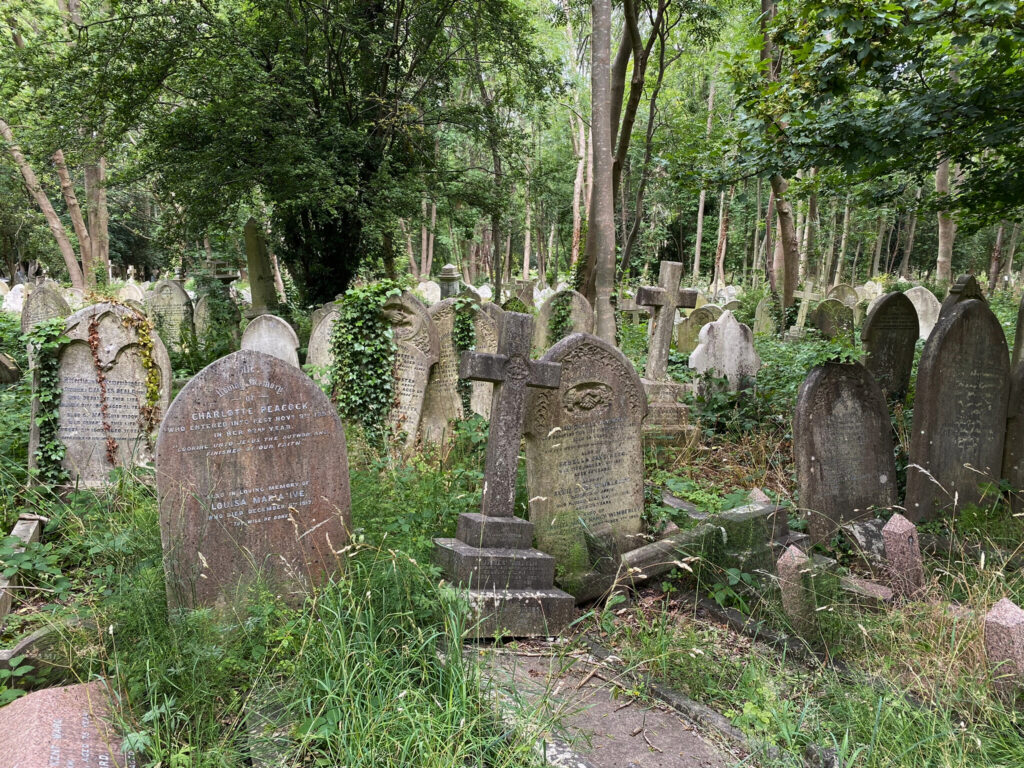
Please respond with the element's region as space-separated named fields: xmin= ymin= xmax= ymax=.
xmin=547 ymin=292 xmax=574 ymax=345
xmin=501 ymin=296 xmax=531 ymax=314
xmin=23 ymin=319 xmax=69 ymax=486
xmin=451 ymin=297 xmax=478 ymax=414
xmin=121 ymin=309 xmax=163 ymax=436
xmin=326 ymin=281 xmax=402 ymax=440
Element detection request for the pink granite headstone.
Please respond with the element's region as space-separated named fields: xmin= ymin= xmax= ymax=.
xmin=882 ymin=513 xmax=925 ymax=597
xmin=985 ymin=598 xmax=1024 ymax=696
xmin=0 ymin=681 xmax=134 ymax=767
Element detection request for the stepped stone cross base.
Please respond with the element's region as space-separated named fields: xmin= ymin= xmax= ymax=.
xmin=641 ymin=378 xmax=698 ymax=448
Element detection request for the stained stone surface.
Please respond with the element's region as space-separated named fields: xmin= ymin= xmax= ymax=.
xmin=438 ymin=263 xmax=461 ymax=299
xmin=826 ymin=283 xmax=859 ymax=307
xmin=469 ymin=307 xmax=499 ymax=418
xmin=119 ymin=284 xmax=145 ymax=304
xmin=939 ymin=274 xmax=985 ymax=324
xmin=416 ymin=280 xmax=441 ymax=305
xmin=243 ymin=218 xmax=279 ymax=318
xmin=1001 ymin=360 xmax=1024 ymax=512
xmin=676 ymin=305 xmax=722 ymax=354
xmin=0 ymin=352 xmax=19 ymax=383
xmin=812 ymin=298 xmax=854 ymax=340
xmin=753 ymin=297 xmax=777 ymax=336
xmin=688 ymin=311 xmax=761 ymax=391
xmin=525 ymin=333 xmax=647 ymax=597
xmin=241 ymin=314 xmax=300 ymax=368
xmin=0 ymin=681 xmax=134 ymax=767
xmin=0 ymin=278 xmax=8 ymax=295
xmin=985 ymin=598 xmax=1024 ymax=694
xmin=305 ymin=306 xmax=339 ymax=379
xmin=193 ymin=289 xmax=241 ymax=346
xmin=905 ymin=300 xmax=1010 ymax=521
xmin=861 ymin=292 xmax=919 ymax=399
xmin=382 ymin=291 xmax=439 ymax=450
xmin=58 ymin=303 xmax=172 ymax=486
xmin=533 ymin=290 xmax=594 ymax=353
xmin=147 ymin=279 xmax=195 ymax=352
xmin=904 ymin=286 xmax=941 ymax=340
xmin=794 ymin=362 xmax=897 ymax=544
xmin=19 ymin=282 xmax=69 ymax=334
xmin=421 ymin=299 xmax=465 ymax=444
xmin=1014 ymin=294 xmax=1024 ymax=368
xmin=157 ymin=349 xmax=351 ymax=609
xmin=882 ymin=513 xmax=924 ymax=597
xmin=777 ymin=545 xmax=814 ymax=637
xmin=3 ymin=283 xmax=26 ymax=313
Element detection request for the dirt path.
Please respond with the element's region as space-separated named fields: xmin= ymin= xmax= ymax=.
xmin=477 ymin=645 xmax=747 ymax=768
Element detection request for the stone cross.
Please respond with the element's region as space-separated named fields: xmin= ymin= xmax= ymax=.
xmin=459 ymin=312 xmax=561 ymax=517
xmin=793 ymin=286 xmax=822 ymax=328
xmin=636 ymin=261 xmax=697 ymax=381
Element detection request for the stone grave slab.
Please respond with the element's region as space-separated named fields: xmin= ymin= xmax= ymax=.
xmin=243 ymin=218 xmax=280 ymax=318
xmin=147 ymin=279 xmax=194 ymax=352
xmin=59 ymin=303 xmax=172 ymax=486
xmin=438 ymin=263 xmax=461 ymax=299
xmin=533 ymin=290 xmax=594 ymax=353
xmin=906 ymin=299 xmax=1010 ymax=521
xmin=525 ymin=333 xmax=647 ymax=600
xmin=193 ymin=289 xmax=241 ymax=348
xmin=416 ymin=280 xmax=441 ymax=305
xmin=468 ymin=306 xmax=499 ymax=418
xmin=689 ymin=311 xmax=761 ymax=391
xmin=157 ymin=349 xmax=351 ymax=608
xmin=904 ymin=286 xmax=941 ymax=340
xmin=0 ymin=352 xmax=19 ymax=383
xmin=794 ymin=362 xmax=898 ymax=544
xmin=826 ymin=283 xmax=859 ymax=307
xmin=382 ymin=291 xmax=439 ymax=450
xmin=19 ymin=282 xmax=69 ymax=335
xmin=861 ymin=292 xmax=919 ymax=399
xmin=635 ymin=261 xmax=697 ymax=381
xmin=3 ymin=283 xmax=26 ymax=313
xmin=1002 ymin=360 xmax=1024 ymax=513
xmin=241 ymin=314 xmax=300 ymax=368
xmin=939 ymin=274 xmax=985 ymax=325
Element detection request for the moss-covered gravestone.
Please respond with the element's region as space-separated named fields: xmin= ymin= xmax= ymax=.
xmin=382 ymin=291 xmax=439 ymax=450
xmin=147 ymin=279 xmax=194 ymax=353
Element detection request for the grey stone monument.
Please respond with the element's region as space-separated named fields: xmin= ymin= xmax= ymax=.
xmin=689 ymin=311 xmax=761 ymax=391
xmin=904 ymin=286 xmax=941 ymax=340
xmin=438 ymin=263 xmax=461 ymax=299
xmin=243 ymin=218 xmax=279 ymax=319
xmin=420 ymin=298 xmax=464 ymax=445
xmin=241 ymin=314 xmax=300 ymax=367
xmin=533 ymin=289 xmax=595 ymax=353
xmin=382 ymin=291 xmax=439 ymax=451
xmin=434 ymin=312 xmax=575 ymax=637
xmin=861 ymin=292 xmax=919 ymax=399
xmin=147 ymin=279 xmax=195 ymax=353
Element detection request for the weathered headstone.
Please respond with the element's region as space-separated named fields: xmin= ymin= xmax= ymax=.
xmin=420 ymin=299 xmax=465 ymax=444
xmin=790 ymin=286 xmax=823 ymax=334
xmin=0 ymin=681 xmax=134 ymax=767
xmin=514 ymin=278 xmax=537 ymax=308
xmin=525 ymin=333 xmax=647 ymax=599
xmin=438 ymin=263 xmax=461 ymax=299
xmin=794 ymin=362 xmax=898 ymax=544
xmin=533 ymin=289 xmax=595 ymax=353
xmin=382 ymin=291 xmax=439 ymax=450
xmin=939 ymin=274 xmax=985 ymax=325
xmin=241 ymin=314 xmax=300 ymax=368
xmin=434 ymin=312 xmax=575 ymax=637
xmin=0 ymin=352 xmax=20 ymax=383
xmin=985 ymin=598 xmax=1024 ymax=696
xmin=477 ymin=284 xmax=493 ymax=301
xmin=157 ymin=349 xmax=351 ymax=608
xmin=0 ymin=278 xmax=8 ymax=295
xmin=689 ymin=311 xmax=761 ymax=391
xmin=305 ymin=305 xmax=339 ymax=379
xmin=3 ymin=283 xmax=26 ymax=313
xmin=826 ymin=283 xmax=859 ymax=307
xmin=147 ymin=279 xmax=195 ymax=352
xmin=905 ymin=299 xmax=1010 ymax=521
xmin=882 ymin=513 xmax=924 ymax=597
xmin=469 ymin=306 xmax=500 ymax=418
xmin=193 ymin=289 xmax=242 ymax=347
xmin=904 ymin=286 xmax=941 ymax=340
xmin=58 ymin=302 xmax=172 ymax=486
xmin=416 ymin=280 xmax=441 ymax=305
xmin=753 ymin=297 xmax=777 ymax=336
xmin=812 ymin=298 xmax=854 ymax=340
xmin=1014 ymin=293 xmax=1024 ymax=368
xmin=1001 ymin=359 xmax=1024 ymax=512
xmin=635 ymin=261 xmax=697 ymax=381
xmin=243 ymin=218 xmax=279 ymax=318
xmin=861 ymin=292 xmax=919 ymax=399
xmin=676 ymin=305 xmax=722 ymax=354
xmin=20 ymin=282 xmax=70 ymax=336
xmin=777 ymin=545 xmax=815 ymax=637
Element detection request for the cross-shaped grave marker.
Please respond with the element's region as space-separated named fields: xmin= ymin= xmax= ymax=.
xmin=793 ymin=285 xmax=823 ymax=329
xmin=434 ymin=311 xmax=575 ymax=637
xmin=636 ymin=261 xmax=697 ymax=381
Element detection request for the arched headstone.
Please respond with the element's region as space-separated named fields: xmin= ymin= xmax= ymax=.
xmin=904 ymin=286 xmax=940 ymax=340
xmin=420 ymin=299 xmax=465 ymax=444
xmin=20 ymin=282 xmax=70 ymax=335
xmin=676 ymin=305 xmax=722 ymax=354
xmin=827 ymin=284 xmax=859 ymax=308
xmin=305 ymin=306 xmax=340 ymax=381
xmin=241 ymin=314 xmax=300 ymax=367
xmin=812 ymin=298 xmax=854 ymax=340
xmin=905 ymin=300 xmax=1010 ymax=521
xmin=147 ymin=279 xmax=195 ymax=352
xmin=157 ymin=349 xmax=350 ymax=608
xmin=689 ymin=311 xmax=761 ymax=390
xmin=861 ymin=292 xmax=919 ymax=399
xmin=382 ymin=291 xmax=439 ymax=449
xmin=533 ymin=290 xmax=594 ymax=352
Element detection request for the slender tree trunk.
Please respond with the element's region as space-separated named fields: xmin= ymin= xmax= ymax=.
xmin=571 ymin=116 xmax=586 ymax=267
xmin=52 ymin=149 xmax=94 ymax=286
xmin=522 ymin=196 xmax=531 ymax=279
xmin=821 ymin=203 xmax=838 ymax=287
xmin=692 ymin=75 xmax=716 ymax=282
xmin=420 ymin=199 xmax=429 ymax=277
xmin=898 ymin=187 xmax=921 ymax=279
xmin=988 ymin=220 xmax=1008 ymax=292
xmin=870 ymin=216 xmax=886 ymax=277
xmin=762 ymin=190 xmax=777 ymax=290
xmin=833 ymin=196 xmax=851 ymax=287
xmin=803 ymin=182 xmax=818 ymax=280
xmin=1005 ymin=222 xmax=1020 ymax=281
xmin=752 ymin=177 xmax=762 ymax=274
xmin=712 ymin=187 xmax=733 ymax=294
xmin=0 ymin=119 xmax=85 ymax=290
xmin=583 ymin=0 xmax=617 ymax=342
xmin=84 ymin=157 xmax=109 ymax=280
xmin=936 ymin=159 xmax=956 ymax=284
xmin=426 ymin=202 xmax=437 ymax=276
xmin=769 ymin=174 xmax=800 ymax=306
xmin=400 ymin=219 xmax=418 ymax=278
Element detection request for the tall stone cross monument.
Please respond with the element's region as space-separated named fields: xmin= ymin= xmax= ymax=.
xmin=636 ymin=260 xmax=697 ymax=443
xmin=434 ymin=312 xmax=575 ymax=637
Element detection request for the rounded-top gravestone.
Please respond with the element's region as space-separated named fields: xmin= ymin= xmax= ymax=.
xmin=382 ymin=290 xmax=440 ymax=450
xmin=20 ymin=281 xmax=70 ymax=334
xmin=861 ymin=292 xmax=919 ymax=399
xmin=676 ymin=304 xmax=722 ymax=354
xmin=813 ymin=298 xmax=854 ymax=340
xmin=157 ymin=349 xmax=351 ymax=609
xmin=827 ymin=284 xmax=859 ymax=308
xmin=905 ymin=299 xmax=1010 ymax=521
xmin=116 ymin=279 xmax=144 ymax=302
xmin=241 ymin=314 xmax=300 ymax=367
xmin=688 ymin=311 xmax=761 ymax=390
xmin=305 ymin=305 xmax=340 ymax=379
xmin=147 ymin=279 xmax=194 ymax=352
xmin=903 ymin=286 xmax=940 ymax=340
xmin=794 ymin=361 xmax=898 ymax=544
xmin=533 ymin=289 xmax=594 ymax=353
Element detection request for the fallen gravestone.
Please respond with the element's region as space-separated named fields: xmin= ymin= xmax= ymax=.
xmin=157 ymin=349 xmax=351 ymax=608
xmin=812 ymin=298 xmax=854 ymax=340
xmin=0 ymin=681 xmax=135 ymax=767
xmin=533 ymin=290 xmax=594 ymax=353
xmin=689 ymin=311 xmax=761 ymax=391
xmin=147 ymin=279 xmax=195 ymax=352
xmin=861 ymin=292 xmax=919 ymax=399
xmin=420 ymin=299 xmax=465 ymax=444
xmin=525 ymin=333 xmax=647 ymax=600
xmin=382 ymin=291 xmax=439 ymax=450
xmin=58 ymin=302 xmax=172 ymax=485
xmin=241 ymin=314 xmax=300 ymax=367
xmin=903 ymin=286 xmax=941 ymax=340
xmin=434 ymin=312 xmax=574 ymax=637
xmin=905 ymin=299 xmax=1010 ymax=521
xmin=794 ymin=362 xmax=898 ymax=544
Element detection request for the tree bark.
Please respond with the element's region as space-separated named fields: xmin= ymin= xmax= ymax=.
xmin=988 ymin=220 xmax=1008 ymax=292
xmin=711 ymin=187 xmax=733 ymax=295
xmin=832 ymin=196 xmax=851 ymax=287
xmin=898 ymin=187 xmax=921 ymax=279
xmin=52 ymin=149 xmax=94 ymax=286
xmin=84 ymin=157 xmax=109 ymax=280
xmin=936 ymin=158 xmax=956 ymax=285
xmin=570 ymin=115 xmax=586 ymax=267
xmin=692 ymin=76 xmax=716 ymax=282
xmin=769 ymin=173 xmax=800 ymax=306
xmin=583 ymin=0 xmax=616 ymax=342
xmin=400 ymin=219 xmax=417 ymax=278
xmin=870 ymin=215 xmax=886 ymax=277
xmin=0 ymin=119 xmax=85 ymax=289
xmin=522 ymin=195 xmax=531 ymax=279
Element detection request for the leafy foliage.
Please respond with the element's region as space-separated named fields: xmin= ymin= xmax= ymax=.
xmin=22 ymin=319 xmax=68 ymax=486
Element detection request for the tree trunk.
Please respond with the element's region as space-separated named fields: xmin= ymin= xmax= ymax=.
xmin=870 ymin=216 xmax=886 ymax=277
xmin=712 ymin=187 xmax=733 ymax=294
xmin=936 ymin=158 xmax=956 ymax=285
xmin=898 ymin=187 xmax=921 ymax=279
xmin=52 ymin=149 xmax=94 ymax=286
xmin=583 ymin=0 xmax=616 ymax=342
xmin=571 ymin=116 xmax=586 ymax=267
xmin=803 ymin=183 xmax=818 ymax=280
xmin=426 ymin=202 xmax=437 ymax=276
xmin=0 ymin=119 xmax=85 ymax=290
xmin=988 ymin=220 xmax=1008 ymax=292
xmin=84 ymin=158 xmax=109 ymax=280
xmin=833 ymin=196 xmax=852 ymax=287
xmin=769 ymin=174 xmax=799 ymax=306
xmin=522 ymin=196 xmax=531 ymax=279
xmin=400 ymin=219 xmax=417 ymax=278
xmin=1006 ymin=222 xmax=1020 ymax=281
xmin=692 ymin=75 xmax=716 ymax=282
xmin=821 ymin=203 xmax=838 ymax=287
